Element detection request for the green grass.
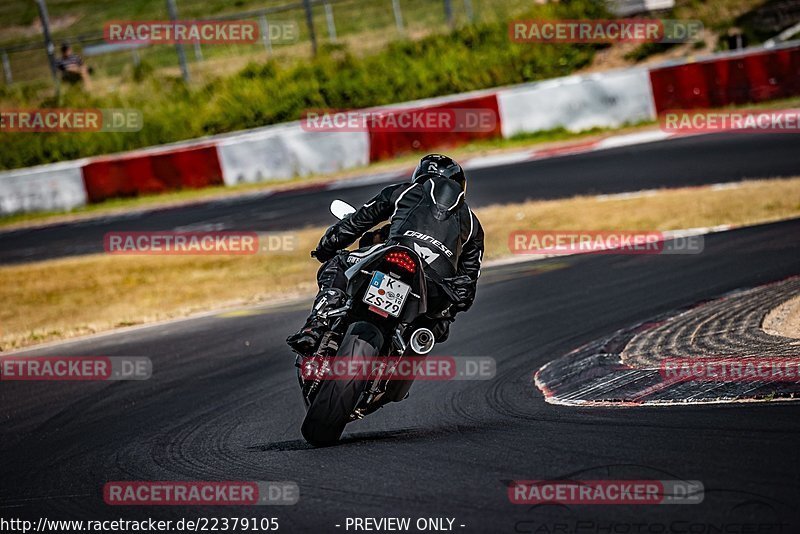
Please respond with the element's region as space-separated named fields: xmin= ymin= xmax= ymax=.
xmin=0 ymin=0 xmax=541 ymax=45
xmin=0 ymin=0 xmax=607 ymax=171
xmin=0 ymin=0 xmax=557 ymax=92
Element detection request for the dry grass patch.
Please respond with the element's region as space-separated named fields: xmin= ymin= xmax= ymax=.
xmin=1 ymin=228 xmax=322 ymax=350
xmin=478 ymin=178 xmax=800 ymax=260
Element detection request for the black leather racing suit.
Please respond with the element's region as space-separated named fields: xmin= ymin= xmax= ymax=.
xmin=313 ymin=176 xmax=484 ymax=339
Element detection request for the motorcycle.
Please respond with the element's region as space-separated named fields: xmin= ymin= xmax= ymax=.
xmin=294 ymin=199 xmax=455 ymax=446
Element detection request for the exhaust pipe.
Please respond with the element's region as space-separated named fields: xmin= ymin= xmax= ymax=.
xmin=410 ymin=328 xmax=435 ymax=355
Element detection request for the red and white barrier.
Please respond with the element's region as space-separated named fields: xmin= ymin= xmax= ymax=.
xmin=216 ymin=124 xmax=369 ymax=185
xmin=648 ymin=45 xmax=800 ymax=113
xmin=2 ymin=43 xmax=798 ymax=215
xmin=366 ymin=92 xmax=502 ymax=161
xmin=0 ymin=160 xmax=88 ymax=214
xmin=497 ymin=68 xmax=656 ymax=137
xmin=82 ymin=143 xmax=223 ymax=203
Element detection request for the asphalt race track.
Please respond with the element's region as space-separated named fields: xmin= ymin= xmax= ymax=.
xmin=2 ymin=131 xmax=800 ymax=264
xmin=2 ymin=218 xmax=799 ymax=531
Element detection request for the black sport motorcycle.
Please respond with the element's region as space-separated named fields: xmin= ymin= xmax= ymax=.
xmin=294 ymin=200 xmax=455 ymax=446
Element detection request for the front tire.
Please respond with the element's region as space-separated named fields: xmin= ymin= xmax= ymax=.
xmin=301 ymin=322 xmax=383 ymax=446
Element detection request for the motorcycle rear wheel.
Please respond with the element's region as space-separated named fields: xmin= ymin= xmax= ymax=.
xmin=301 ymin=322 xmax=383 ymax=446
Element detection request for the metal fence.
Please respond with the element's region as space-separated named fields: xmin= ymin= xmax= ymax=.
xmin=0 ymin=0 xmax=529 ymax=86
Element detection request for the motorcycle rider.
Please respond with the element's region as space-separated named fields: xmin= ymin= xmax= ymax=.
xmin=287 ymin=154 xmax=484 ymax=354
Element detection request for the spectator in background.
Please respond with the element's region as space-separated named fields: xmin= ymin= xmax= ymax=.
xmin=57 ymin=42 xmax=92 ymax=88
xmin=725 ymin=28 xmax=748 ymax=50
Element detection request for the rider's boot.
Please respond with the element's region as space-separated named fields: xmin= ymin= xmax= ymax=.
xmin=286 ymin=288 xmax=347 ymax=354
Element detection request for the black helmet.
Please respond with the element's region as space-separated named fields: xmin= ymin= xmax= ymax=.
xmin=412 ymin=154 xmax=466 ymax=191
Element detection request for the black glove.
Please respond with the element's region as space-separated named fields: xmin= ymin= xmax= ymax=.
xmin=312 ymin=229 xmax=339 ymax=263
xmin=311 ymin=247 xmax=336 ymax=263
xmin=444 ymin=275 xmax=476 ymax=313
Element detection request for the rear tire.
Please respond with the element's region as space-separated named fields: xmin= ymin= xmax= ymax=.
xmin=301 ymin=322 xmax=383 ymax=446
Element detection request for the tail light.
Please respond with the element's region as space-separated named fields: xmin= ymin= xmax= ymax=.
xmin=385 ymin=251 xmax=416 ymax=274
